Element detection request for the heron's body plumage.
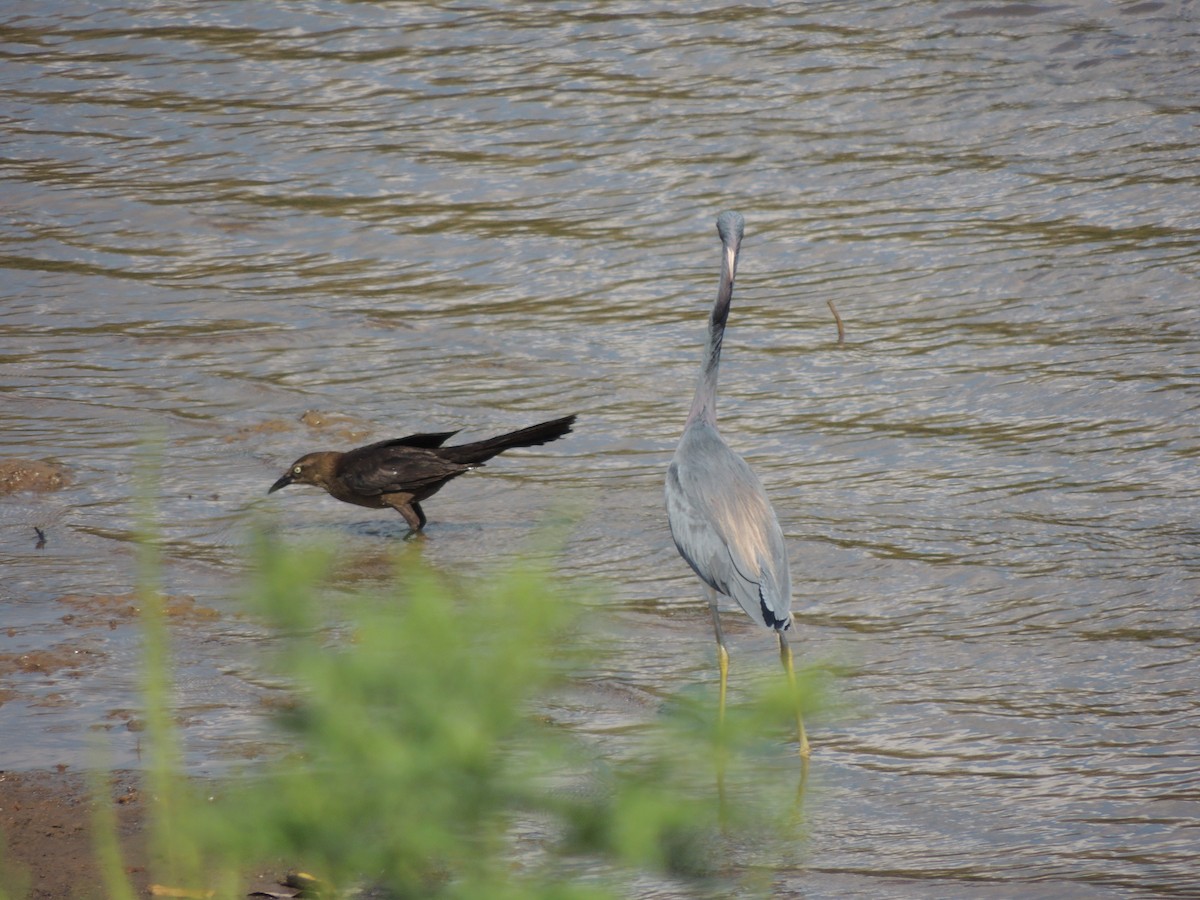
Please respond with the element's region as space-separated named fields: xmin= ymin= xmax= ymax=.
xmin=666 ymin=422 xmax=791 ymax=631
xmin=664 ymin=210 xmax=809 ymax=756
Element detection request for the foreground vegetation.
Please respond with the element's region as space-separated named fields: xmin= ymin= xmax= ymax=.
xmin=89 ymin=523 xmax=817 ymax=898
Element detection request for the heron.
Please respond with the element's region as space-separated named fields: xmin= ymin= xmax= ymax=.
xmin=664 ymin=211 xmax=809 ymax=757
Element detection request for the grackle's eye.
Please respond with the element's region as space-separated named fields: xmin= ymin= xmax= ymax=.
xmin=293 ymin=465 xmax=302 ymax=475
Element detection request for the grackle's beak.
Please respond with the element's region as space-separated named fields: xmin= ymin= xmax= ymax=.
xmin=268 ymin=473 xmax=294 ymax=494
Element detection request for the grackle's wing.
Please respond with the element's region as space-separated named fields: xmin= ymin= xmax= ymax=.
xmin=335 ymin=444 xmax=468 ymax=496
xmin=340 ymin=430 xmax=461 ymax=458
xmin=391 ymin=430 xmax=460 ymax=449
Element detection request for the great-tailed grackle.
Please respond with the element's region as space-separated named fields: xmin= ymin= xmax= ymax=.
xmin=268 ymin=414 xmax=576 ymax=531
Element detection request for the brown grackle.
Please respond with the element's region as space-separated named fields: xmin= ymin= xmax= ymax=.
xmin=268 ymin=414 xmax=576 ymax=531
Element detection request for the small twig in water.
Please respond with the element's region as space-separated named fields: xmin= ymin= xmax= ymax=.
xmin=34 ymin=526 xmax=46 ymax=550
xmin=827 ymin=299 xmax=845 ymax=345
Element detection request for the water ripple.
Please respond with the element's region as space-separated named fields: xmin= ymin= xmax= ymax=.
xmin=3 ymin=1 xmax=1200 ymax=895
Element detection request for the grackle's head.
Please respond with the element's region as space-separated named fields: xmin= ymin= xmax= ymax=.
xmin=268 ymin=452 xmax=335 ymax=494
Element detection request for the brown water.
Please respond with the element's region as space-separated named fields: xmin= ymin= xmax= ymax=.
xmin=2 ymin=2 xmax=1199 ymax=896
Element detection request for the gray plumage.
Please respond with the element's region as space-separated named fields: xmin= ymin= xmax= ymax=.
xmin=665 ymin=424 xmax=791 ymax=631
xmin=664 ymin=210 xmax=808 ymax=756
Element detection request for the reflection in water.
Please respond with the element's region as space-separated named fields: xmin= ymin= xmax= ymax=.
xmin=2 ymin=1 xmax=1198 ymax=895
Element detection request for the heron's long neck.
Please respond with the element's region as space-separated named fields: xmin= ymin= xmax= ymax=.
xmin=686 ymin=261 xmax=734 ymax=426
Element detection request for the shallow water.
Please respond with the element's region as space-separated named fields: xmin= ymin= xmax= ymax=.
xmin=2 ymin=1 xmax=1199 ymax=895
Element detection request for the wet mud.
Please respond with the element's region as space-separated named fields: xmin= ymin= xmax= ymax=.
xmin=0 ymin=460 xmax=71 ymax=496
xmin=0 ymin=771 xmax=290 ymax=899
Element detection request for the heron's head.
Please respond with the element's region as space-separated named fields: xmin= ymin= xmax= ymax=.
xmin=716 ymin=210 xmax=744 ymax=249
xmin=716 ymin=211 xmax=744 ymax=280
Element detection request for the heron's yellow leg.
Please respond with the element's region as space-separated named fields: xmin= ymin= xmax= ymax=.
xmin=716 ymin=641 xmax=729 ymax=727
xmin=707 ymin=589 xmax=729 ymax=730
xmin=778 ymin=632 xmax=811 ymax=758
xmin=704 ymin=590 xmax=733 ymax=815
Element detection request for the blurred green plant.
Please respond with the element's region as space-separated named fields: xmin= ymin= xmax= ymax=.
xmin=0 ymin=843 xmax=29 ymax=900
xmin=107 ymin=523 xmax=818 ymax=899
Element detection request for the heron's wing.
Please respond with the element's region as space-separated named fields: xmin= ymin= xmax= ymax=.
xmin=665 ymin=427 xmax=791 ymax=629
xmin=336 ymin=445 xmax=467 ymax=496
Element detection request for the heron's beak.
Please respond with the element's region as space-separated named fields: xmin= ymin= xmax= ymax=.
xmin=268 ymin=473 xmax=293 ymax=494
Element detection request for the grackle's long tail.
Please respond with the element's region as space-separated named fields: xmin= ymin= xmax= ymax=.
xmin=439 ymin=414 xmax=576 ymax=466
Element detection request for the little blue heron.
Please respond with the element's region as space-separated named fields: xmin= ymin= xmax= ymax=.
xmin=664 ymin=211 xmax=809 ymax=757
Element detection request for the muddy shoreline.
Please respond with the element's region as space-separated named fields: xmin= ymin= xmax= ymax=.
xmin=0 ymin=770 xmax=285 ymax=899
xmin=1 ymin=769 xmax=150 ymax=899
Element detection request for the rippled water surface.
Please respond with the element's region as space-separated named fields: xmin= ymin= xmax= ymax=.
xmin=3 ymin=2 xmax=1199 ymax=896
